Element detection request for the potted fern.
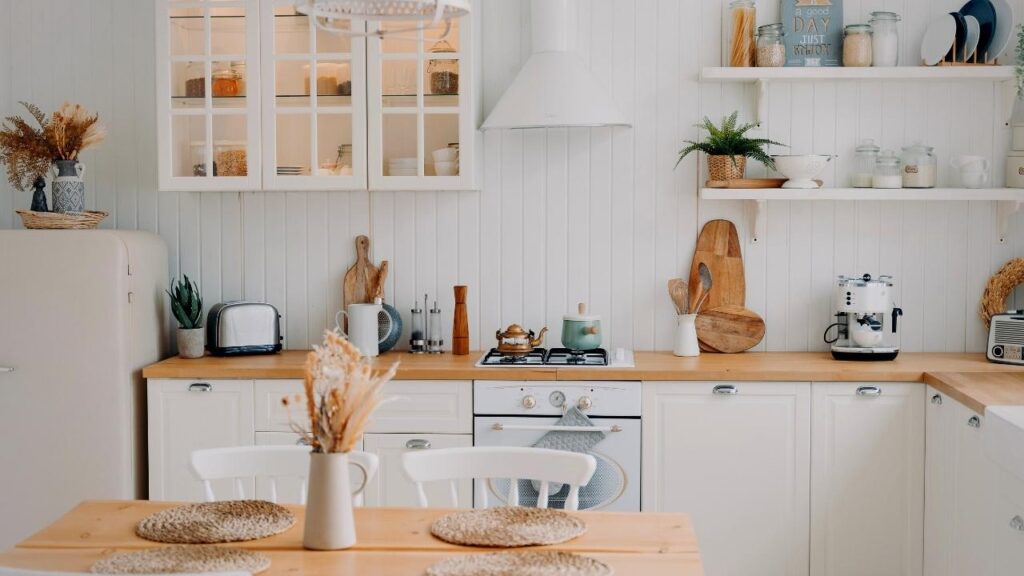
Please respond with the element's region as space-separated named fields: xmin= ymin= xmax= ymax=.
xmin=676 ymin=111 xmax=785 ymax=181
xmin=167 ymin=275 xmax=204 ymax=359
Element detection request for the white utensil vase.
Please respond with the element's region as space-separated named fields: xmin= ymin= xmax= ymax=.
xmin=673 ymin=314 xmax=700 ymax=357
xmin=304 ymin=452 xmax=357 ymax=550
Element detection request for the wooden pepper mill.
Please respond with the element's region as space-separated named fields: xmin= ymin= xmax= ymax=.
xmin=452 ymin=285 xmax=469 ymax=355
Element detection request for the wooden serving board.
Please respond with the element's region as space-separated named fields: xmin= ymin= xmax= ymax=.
xmin=688 ymin=220 xmax=745 ymax=313
xmin=705 ymin=178 xmax=824 ymax=189
xmin=343 ymin=235 xmax=380 ymax=307
xmin=695 ymin=305 xmax=766 ymax=354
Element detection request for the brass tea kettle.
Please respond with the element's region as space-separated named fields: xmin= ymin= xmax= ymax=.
xmin=495 ymin=324 xmax=548 ymax=356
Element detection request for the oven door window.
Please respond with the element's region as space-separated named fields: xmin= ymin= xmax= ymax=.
xmin=487 ymin=450 xmax=626 ymax=510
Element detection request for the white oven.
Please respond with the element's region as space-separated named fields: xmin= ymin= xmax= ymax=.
xmin=473 ymin=381 xmax=641 ymax=512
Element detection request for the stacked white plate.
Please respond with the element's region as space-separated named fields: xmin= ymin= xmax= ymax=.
xmin=277 ymin=166 xmax=306 ymax=176
xmin=387 ymin=157 xmax=418 ymax=176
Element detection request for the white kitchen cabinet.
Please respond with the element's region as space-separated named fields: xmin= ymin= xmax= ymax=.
xmin=949 ymin=401 xmax=994 ymax=576
xmin=642 ymin=381 xmax=811 ymax=576
xmin=362 ymin=433 xmax=472 ymax=508
xmin=147 ymin=379 xmax=255 ymax=502
xmin=810 ymin=382 xmax=924 ymax=576
xmin=924 ymin=387 xmax=957 ymax=576
xmin=991 ymin=468 xmax=1024 ymax=576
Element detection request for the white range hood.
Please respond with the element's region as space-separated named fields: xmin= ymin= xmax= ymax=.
xmin=482 ymin=0 xmax=630 ymax=130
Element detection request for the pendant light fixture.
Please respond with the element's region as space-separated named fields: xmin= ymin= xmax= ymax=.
xmin=295 ymin=0 xmax=471 ymax=38
xmin=482 ymin=0 xmax=630 ymax=130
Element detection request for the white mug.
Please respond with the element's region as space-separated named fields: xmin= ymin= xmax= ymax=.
xmin=960 ymin=170 xmax=990 ymax=189
xmin=335 ymin=299 xmax=392 ymax=358
xmin=950 ymin=156 xmax=991 ymax=188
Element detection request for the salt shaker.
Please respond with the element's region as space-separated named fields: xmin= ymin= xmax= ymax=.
xmin=673 ymin=314 xmax=700 ymax=357
xmin=409 ymin=299 xmax=426 ymax=353
xmin=427 ymin=300 xmax=444 ymax=353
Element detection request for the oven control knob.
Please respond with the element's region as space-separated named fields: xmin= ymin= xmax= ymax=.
xmin=521 ymin=395 xmax=537 ymax=409
xmin=549 ymin=391 xmax=566 ymax=408
xmin=577 ymin=396 xmax=593 ymax=411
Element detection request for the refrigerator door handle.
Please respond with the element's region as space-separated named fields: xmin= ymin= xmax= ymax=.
xmin=0 ymin=366 xmax=13 ymax=373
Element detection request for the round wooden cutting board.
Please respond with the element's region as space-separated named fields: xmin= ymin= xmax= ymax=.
xmin=695 ymin=305 xmax=765 ymax=354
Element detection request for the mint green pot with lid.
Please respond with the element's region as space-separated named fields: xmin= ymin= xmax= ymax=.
xmin=561 ymin=303 xmax=602 ymax=351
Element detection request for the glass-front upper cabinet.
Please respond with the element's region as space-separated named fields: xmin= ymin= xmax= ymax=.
xmin=367 ymin=13 xmax=477 ymax=190
xmin=260 ymin=1 xmax=366 ymax=190
xmin=157 ymin=0 xmax=262 ymax=191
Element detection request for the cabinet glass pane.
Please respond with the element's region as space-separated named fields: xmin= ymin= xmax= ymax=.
xmin=382 ymin=113 xmax=418 ymax=176
xmin=275 ymin=60 xmax=307 ymax=97
xmin=172 ymin=61 xmax=205 ymax=102
xmin=212 ymin=116 xmax=248 ymax=177
xmin=425 ymin=115 xmax=459 ymax=176
xmin=380 ymin=21 xmax=421 ymax=54
xmin=274 ymin=9 xmax=310 ymax=55
xmin=425 ymin=57 xmax=459 ymax=106
xmin=317 ymin=19 xmax=353 ymax=54
xmin=169 ymin=8 xmax=205 ymax=57
xmin=425 ymin=20 xmax=460 ymax=52
xmin=315 ymin=114 xmax=353 ymax=176
xmin=210 ymin=8 xmax=246 ymax=55
xmin=314 ymin=61 xmax=352 ymax=97
xmin=276 ymin=114 xmax=311 ymax=176
xmin=383 ymin=60 xmax=418 ymax=105
xmin=172 ymin=116 xmax=208 ymax=178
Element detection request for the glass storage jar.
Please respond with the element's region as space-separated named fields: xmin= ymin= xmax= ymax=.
xmin=190 ymin=142 xmax=214 ymax=177
xmin=873 ymin=150 xmax=902 ymax=189
xmin=427 ymin=40 xmax=459 ymax=95
xmin=843 ymin=24 xmax=873 ymax=67
xmin=231 ymin=61 xmax=246 ymax=96
xmin=756 ymin=24 xmax=786 ymax=67
xmin=869 ymin=12 xmax=900 ymax=66
xmin=852 ymin=139 xmax=880 ymax=188
xmin=212 ymin=64 xmax=240 ymax=97
xmin=185 ymin=61 xmax=205 ymax=98
xmin=335 ymin=144 xmax=354 ymax=176
xmin=901 ymin=142 xmax=937 ymax=188
xmin=729 ymin=0 xmax=756 ymax=67
xmin=215 ymin=141 xmax=247 ymax=177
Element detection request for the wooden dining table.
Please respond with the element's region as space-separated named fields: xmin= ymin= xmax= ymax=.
xmin=0 ymin=501 xmax=705 ymax=575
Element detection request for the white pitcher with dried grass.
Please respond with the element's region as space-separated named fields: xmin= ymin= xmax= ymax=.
xmin=286 ymin=331 xmax=398 ymax=550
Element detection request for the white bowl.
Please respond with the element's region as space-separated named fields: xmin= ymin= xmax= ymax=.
xmin=434 ymin=161 xmax=458 ymax=176
xmin=772 ymin=155 xmax=832 ymax=188
xmin=432 ymin=148 xmax=458 ymax=163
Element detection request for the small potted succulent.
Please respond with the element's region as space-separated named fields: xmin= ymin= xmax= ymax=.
xmin=167 ymin=275 xmax=204 ymax=359
xmin=676 ymin=111 xmax=785 ymax=181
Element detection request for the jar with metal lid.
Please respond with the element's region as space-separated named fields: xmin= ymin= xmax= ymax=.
xmin=212 ymin=64 xmax=239 ymax=97
xmin=873 ymin=150 xmax=902 ymax=189
xmin=843 ymin=24 xmax=873 ymax=67
xmin=901 ymin=143 xmax=937 ymax=188
xmin=868 ymin=12 xmax=900 ymax=66
xmin=756 ymin=24 xmax=786 ymax=67
xmin=427 ymin=40 xmax=459 ymax=95
xmin=852 ymin=139 xmax=880 ymax=188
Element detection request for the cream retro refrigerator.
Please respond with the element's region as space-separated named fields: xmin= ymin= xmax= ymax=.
xmin=0 ymin=230 xmax=168 ymax=549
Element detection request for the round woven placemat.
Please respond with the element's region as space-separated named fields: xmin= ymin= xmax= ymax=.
xmin=136 ymin=500 xmax=294 ymax=544
xmin=426 ymin=551 xmax=612 ymax=576
xmin=430 ymin=507 xmax=587 ymax=548
xmin=90 ymin=545 xmax=270 ymax=574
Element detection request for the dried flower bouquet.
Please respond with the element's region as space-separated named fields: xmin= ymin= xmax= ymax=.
xmin=0 ymin=101 xmax=106 ymax=191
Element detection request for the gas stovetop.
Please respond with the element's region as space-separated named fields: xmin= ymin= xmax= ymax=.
xmin=475 ymin=348 xmax=635 ymax=368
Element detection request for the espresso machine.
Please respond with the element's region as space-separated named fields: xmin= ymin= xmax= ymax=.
xmin=825 ymin=274 xmax=903 ymax=361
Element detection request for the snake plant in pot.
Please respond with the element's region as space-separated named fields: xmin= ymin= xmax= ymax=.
xmin=676 ymin=111 xmax=785 ymax=181
xmin=167 ymin=275 xmax=204 ymax=359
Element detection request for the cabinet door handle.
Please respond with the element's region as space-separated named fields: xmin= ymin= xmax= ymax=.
xmin=406 ymin=439 xmax=431 ymax=450
xmin=967 ymin=415 xmax=982 ymax=429
xmin=0 ymin=366 xmax=13 ymax=373
xmin=930 ymin=394 xmax=943 ymax=405
xmin=1011 ymin=516 xmax=1024 ymax=532
xmin=713 ymin=385 xmax=738 ymax=395
xmin=856 ymin=386 xmax=882 ymax=397
xmin=189 ymin=382 xmax=213 ymax=392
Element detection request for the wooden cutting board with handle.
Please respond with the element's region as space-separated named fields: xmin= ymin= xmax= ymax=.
xmin=343 ymin=235 xmax=380 ymax=307
xmin=688 ymin=219 xmax=745 ymax=313
xmin=695 ymin=305 xmax=765 ymax=353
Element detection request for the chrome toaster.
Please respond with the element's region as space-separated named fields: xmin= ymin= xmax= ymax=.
xmin=206 ymin=301 xmax=283 ymax=356
xmin=986 ymin=311 xmax=1024 ymax=365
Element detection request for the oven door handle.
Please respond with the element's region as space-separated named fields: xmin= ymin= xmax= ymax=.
xmin=490 ymin=423 xmax=623 ymax=433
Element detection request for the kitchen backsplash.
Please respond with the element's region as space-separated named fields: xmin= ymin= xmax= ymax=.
xmin=1 ymin=0 xmax=1023 ymax=354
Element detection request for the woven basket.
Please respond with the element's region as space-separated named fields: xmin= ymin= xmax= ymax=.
xmin=17 ymin=210 xmax=108 ymax=230
xmin=707 ymin=155 xmax=746 ymax=181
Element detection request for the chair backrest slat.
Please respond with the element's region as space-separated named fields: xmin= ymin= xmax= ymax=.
xmin=536 ymin=481 xmax=549 ymax=509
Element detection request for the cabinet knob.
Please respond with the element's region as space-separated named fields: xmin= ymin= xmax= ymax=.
xmin=856 ymin=386 xmax=882 ymax=397
xmin=713 ymin=385 xmax=738 ymax=395
xmin=406 ymin=438 xmax=431 ymax=450
xmin=967 ymin=415 xmax=982 ymax=429
xmin=1011 ymin=515 xmax=1024 ymax=532
xmin=188 ymin=382 xmax=213 ymax=392
xmin=930 ymin=394 xmax=943 ymax=406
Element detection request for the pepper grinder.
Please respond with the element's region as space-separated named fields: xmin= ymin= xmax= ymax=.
xmin=427 ymin=299 xmax=444 ymax=353
xmin=452 ymin=285 xmax=469 ymax=355
xmin=409 ymin=298 xmax=426 ymax=353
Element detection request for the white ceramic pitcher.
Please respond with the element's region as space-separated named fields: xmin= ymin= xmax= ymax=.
xmin=336 ymin=298 xmax=392 ymax=358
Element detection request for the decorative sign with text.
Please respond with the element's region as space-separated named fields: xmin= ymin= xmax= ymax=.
xmin=783 ymin=0 xmax=843 ymax=67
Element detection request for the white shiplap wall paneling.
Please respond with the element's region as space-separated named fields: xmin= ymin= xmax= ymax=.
xmin=1 ymin=0 xmax=1023 ymax=354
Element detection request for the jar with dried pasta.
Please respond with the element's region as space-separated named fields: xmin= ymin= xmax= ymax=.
xmin=729 ymin=0 xmax=756 ymax=67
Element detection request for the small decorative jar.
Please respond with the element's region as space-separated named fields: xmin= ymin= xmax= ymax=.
xmin=427 ymin=40 xmax=459 ymax=95
xmin=729 ymin=0 xmax=757 ymax=67
xmin=873 ymin=150 xmax=902 ymax=189
xmin=901 ymin=142 xmax=937 ymax=188
xmin=843 ymin=24 xmax=873 ymax=67
xmin=852 ymin=139 xmax=880 ymax=188
xmin=869 ymin=12 xmax=901 ymax=67
xmin=756 ymin=23 xmax=786 ymax=67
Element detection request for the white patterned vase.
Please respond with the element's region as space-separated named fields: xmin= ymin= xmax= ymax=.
xmin=51 ymin=160 xmax=85 ymax=213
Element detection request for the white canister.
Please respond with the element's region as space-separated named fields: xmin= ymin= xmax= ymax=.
xmin=673 ymin=314 xmax=700 ymax=357
xmin=336 ymin=299 xmax=392 ymax=358
xmin=1007 ymin=152 xmax=1024 ymax=189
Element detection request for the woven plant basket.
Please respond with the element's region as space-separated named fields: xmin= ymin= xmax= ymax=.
xmin=980 ymin=258 xmax=1024 ymax=327
xmin=707 ymin=155 xmax=746 ymax=181
xmin=17 ymin=210 xmax=108 ymax=230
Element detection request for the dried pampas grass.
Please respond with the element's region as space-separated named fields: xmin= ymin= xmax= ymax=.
xmin=284 ymin=330 xmax=398 ymax=453
xmin=0 ymin=101 xmax=106 ymax=191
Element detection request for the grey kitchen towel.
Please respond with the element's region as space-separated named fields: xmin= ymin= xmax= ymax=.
xmin=529 ymin=407 xmax=607 ymax=495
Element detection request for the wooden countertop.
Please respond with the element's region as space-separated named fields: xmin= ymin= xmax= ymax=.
xmin=142 ymin=351 xmax=1024 ymax=412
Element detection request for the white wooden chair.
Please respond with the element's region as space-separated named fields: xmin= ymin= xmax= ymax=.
xmin=0 ymin=569 xmax=250 ymax=576
xmin=189 ymin=445 xmax=377 ymax=506
xmin=401 ymin=447 xmax=597 ymax=510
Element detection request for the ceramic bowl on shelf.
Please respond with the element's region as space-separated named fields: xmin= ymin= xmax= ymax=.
xmin=772 ymin=155 xmax=833 ymax=189
xmin=434 ymin=161 xmax=458 ymax=176
xmin=432 ymin=147 xmax=458 ymax=163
